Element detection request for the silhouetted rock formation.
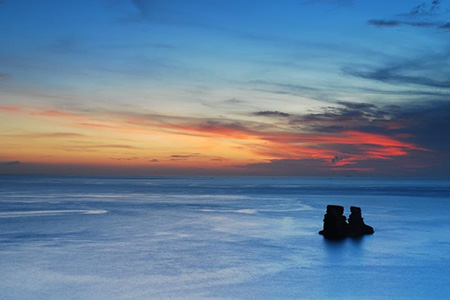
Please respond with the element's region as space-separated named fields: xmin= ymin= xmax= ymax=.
xmin=319 ymin=205 xmax=374 ymax=239
xmin=318 ymin=205 xmax=349 ymax=239
xmin=348 ymin=206 xmax=374 ymax=237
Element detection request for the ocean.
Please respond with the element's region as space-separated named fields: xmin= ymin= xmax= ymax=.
xmin=0 ymin=176 xmax=449 ymax=300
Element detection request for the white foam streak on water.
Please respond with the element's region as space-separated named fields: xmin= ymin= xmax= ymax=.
xmin=0 ymin=209 xmax=108 ymax=217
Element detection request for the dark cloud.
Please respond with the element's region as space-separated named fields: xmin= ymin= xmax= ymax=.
xmin=112 ymin=157 xmax=139 ymax=161
xmin=301 ymin=0 xmax=355 ymax=7
xmin=369 ymin=1 xmax=450 ymax=30
xmin=368 ymin=20 xmax=401 ymax=27
xmin=253 ymin=111 xmax=291 ymax=118
xmin=90 ymin=144 xmax=139 ymax=149
xmin=1 ymin=161 xmax=21 ymax=166
xmin=171 ymin=154 xmax=193 ymax=158
xmin=440 ymin=22 xmax=450 ymax=29
xmin=286 ymin=101 xmax=389 ymax=131
xmin=247 ymin=100 xmax=450 ymax=160
xmin=336 ymin=101 xmax=376 ymax=110
xmin=331 ymin=156 xmax=343 ymax=164
xmin=351 ymin=101 xmax=450 ymax=154
xmin=300 ymin=110 xmax=365 ymax=122
xmin=344 ymin=52 xmax=450 ymax=89
xmin=148 ymin=159 xmax=159 ymax=163
xmin=406 ymin=0 xmax=442 ymax=16
xmin=210 ymin=158 xmax=225 ymax=161
xmin=170 ymin=153 xmax=200 ymax=161
xmin=405 ymin=21 xmax=437 ymax=27
xmin=367 ymin=19 xmax=444 ymax=29
xmin=393 ymin=101 xmax=450 ymax=152
xmin=347 ymin=68 xmax=450 ymax=88
xmin=168 ymin=153 xmax=227 ymax=162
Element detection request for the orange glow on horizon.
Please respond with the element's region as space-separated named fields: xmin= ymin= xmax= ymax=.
xmin=0 ymin=104 xmax=428 ymax=173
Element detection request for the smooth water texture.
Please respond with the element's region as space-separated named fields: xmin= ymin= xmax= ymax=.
xmin=1 ymin=176 xmax=449 ymax=300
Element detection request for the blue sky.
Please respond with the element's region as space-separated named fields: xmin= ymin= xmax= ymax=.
xmin=1 ymin=0 xmax=450 ymax=176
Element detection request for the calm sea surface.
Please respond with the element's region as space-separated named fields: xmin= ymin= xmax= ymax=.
xmin=1 ymin=176 xmax=449 ymax=300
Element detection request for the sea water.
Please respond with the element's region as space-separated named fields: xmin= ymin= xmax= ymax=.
xmin=0 ymin=176 xmax=449 ymax=300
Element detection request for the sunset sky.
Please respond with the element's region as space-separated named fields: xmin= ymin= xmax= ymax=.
xmin=1 ymin=0 xmax=450 ymax=176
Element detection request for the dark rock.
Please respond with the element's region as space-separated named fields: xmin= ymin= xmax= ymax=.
xmin=319 ymin=205 xmax=374 ymax=239
xmin=318 ymin=205 xmax=350 ymax=239
xmin=348 ymin=206 xmax=374 ymax=237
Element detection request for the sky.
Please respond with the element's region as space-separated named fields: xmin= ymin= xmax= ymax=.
xmin=1 ymin=0 xmax=450 ymax=176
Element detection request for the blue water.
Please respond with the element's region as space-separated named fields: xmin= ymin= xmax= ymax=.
xmin=1 ymin=176 xmax=449 ymax=300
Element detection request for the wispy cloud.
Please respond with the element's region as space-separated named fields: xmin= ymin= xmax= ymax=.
xmin=170 ymin=153 xmax=201 ymax=161
xmin=0 ymin=160 xmax=21 ymax=166
xmin=403 ymin=0 xmax=443 ymax=16
xmin=1 ymin=132 xmax=85 ymax=139
xmin=0 ymin=105 xmax=22 ymax=112
xmin=346 ymin=67 xmax=450 ymax=88
xmin=367 ymin=19 xmax=444 ymax=28
xmin=130 ymin=0 xmax=162 ymax=20
xmin=3 ymin=101 xmax=444 ymax=174
xmin=368 ymin=0 xmax=450 ymax=30
xmin=87 ymin=144 xmax=140 ymax=149
xmin=367 ymin=20 xmax=401 ymax=27
xmin=252 ymin=111 xmax=291 ymax=118
xmin=111 ymin=157 xmax=140 ymax=161
xmin=331 ymin=155 xmax=343 ymax=164
xmin=344 ymin=51 xmax=450 ymax=89
xmin=300 ymin=0 xmax=355 ymax=7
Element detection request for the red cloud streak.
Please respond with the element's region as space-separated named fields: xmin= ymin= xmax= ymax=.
xmin=1 ymin=105 xmax=429 ymax=169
